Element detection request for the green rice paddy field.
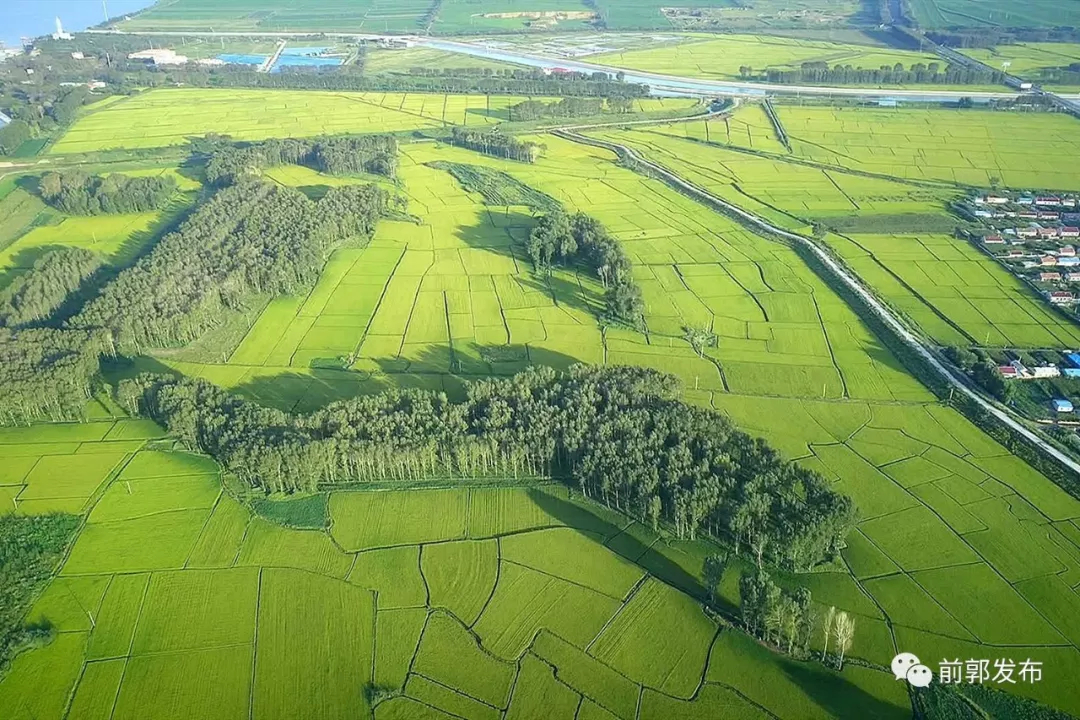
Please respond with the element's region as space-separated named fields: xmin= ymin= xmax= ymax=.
xmin=960 ymin=43 xmax=1080 ymax=92
xmin=48 ymin=89 xmax=696 ymax=155
xmin=585 ymin=121 xmax=1080 ymax=349
xmin=908 ymin=0 xmax=1080 ymax=29
xmin=777 ymin=106 xmax=1080 ymax=190
xmin=594 ymin=34 xmax=942 ymax=84
xmin=117 ymin=0 xmax=435 ymax=33
xmin=6 ymin=91 xmax=1080 ymax=718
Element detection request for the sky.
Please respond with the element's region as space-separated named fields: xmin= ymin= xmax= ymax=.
xmin=3 ymin=0 xmax=157 ymax=48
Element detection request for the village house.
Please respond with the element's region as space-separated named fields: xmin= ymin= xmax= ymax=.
xmin=1038 ymin=227 xmax=1060 ymax=239
xmin=1037 ymin=197 xmax=1062 ymax=206
xmin=1061 ymin=245 xmax=1077 ymax=256
xmin=1068 ymin=272 xmax=1080 ymax=282
xmin=1060 ymin=256 xmax=1080 ymax=267
xmin=1017 ymin=226 xmax=1039 ymax=238
xmin=1048 ymin=290 xmax=1075 ymax=304
xmin=1040 ymin=256 xmax=1058 ymax=266
xmin=1063 ymin=227 xmax=1080 ymax=238
xmin=983 ymin=235 xmax=1005 ymax=245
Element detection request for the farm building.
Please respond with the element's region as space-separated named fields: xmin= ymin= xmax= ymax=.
xmin=1053 ymin=399 xmax=1074 ymax=413
xmin=999 ymin=365 xmax=1019 ymax=379
xmin=1048 ymin=290 xmax=1075 ymax=304
xmin=128 ymin=48 xmax=188 ymax=65
xmin=1006 ymin=360 xmax=1061 ymax=378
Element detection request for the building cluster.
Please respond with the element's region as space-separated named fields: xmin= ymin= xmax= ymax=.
xmin=966 ymin=192 xmax=1080 ymax=306
xmin=127 ymin=48 xmax=189 ymax=66
xmin=995 ymin=353 xmax=1079 ymax=414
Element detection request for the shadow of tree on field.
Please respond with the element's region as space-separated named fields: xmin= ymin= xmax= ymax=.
xmin=526 ymin=486 xmax=735 ymax=614
xmin=782 ymin=661 xmax=912 ymax=720
xmin=451 ymin=210 xmax=608 ymax=321
xmin=464 ymin=107 xmax=511 ymax=122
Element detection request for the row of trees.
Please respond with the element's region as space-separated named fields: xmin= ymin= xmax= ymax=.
xmin=740 ymin=62 xmax=1003 ymax=86
xmin=739 ymin=569 xmax=857 ymax=669
xmin=527 ymin=211 xmax=644 ymax=326
xmin=0 ymin=176 xmax=390 ymax=423
xmin=926 ymin=28 xmax=1080 ymax=49
xmin=0 ymin=120 xmax=31 ymax=156
xmin=203 ymin=135 xmax=398 ymax=186
xmin=448 ymin=127 xmax=541 ymax=162
xmin=38 ymin=171 xmax=177 ymax=215
xmin=0 ymin=327 xmax=110 ymax=425
xmin=943 ymin=346 xmax=1014 ymax=402
xmin=507 ymin=97 xmax=604 ymax=121
xmin=71 ymin=180 xmax=388 ymax=354
xmin=0 ymin=248 xmax=102 ymax=328
xmin=122 ymin=364 xmax=857 ymax=570
xmin=0 ymin=514 xmax=81 ymax=672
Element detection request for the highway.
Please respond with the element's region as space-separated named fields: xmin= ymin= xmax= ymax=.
xmin=419 ymin=38 xmax=1034 ymax=102
xmin=559 ymin=130 xmax=1080 ymax=476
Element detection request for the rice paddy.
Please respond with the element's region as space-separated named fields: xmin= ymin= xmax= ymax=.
xmin=960 ymin=43 xmax=1080 ymax=91
xmin=48 ymin=89 xmax=698 ymax=155
xmin=778 ymin=106 xmax=1080 ymax=190
xmin=594 ymin=34 xmax=940 ymax=83
xmin=7 ymin=89 xmax=1080 ymax=719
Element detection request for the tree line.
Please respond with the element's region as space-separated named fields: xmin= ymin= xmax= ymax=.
xmin=0 ymin=177 xmax=390 ymax=424
xmin=736 ymin=566 xmax=857 ymax=669
xmin=71 ymin=180 xmax=388 ymax=354
xmin=527 ymin=211 xmax=644 ymax=327
xmin=448 ymin=127 xmax=540 ymax=162
xmin=38 ymin=171 xmax=177 ymax=214
xmin=943 ymin=346 xmax=1014 ymax=403
xmin=122 ymin=364 xmax=857 ymax=570
xmin=202 ymin=134 xmax=398 ymax=186
xmin=0 ymin=248 xmax=103 ymax=328
xmin=926 ymin=28 xmax=1080 ymax=49
xmin=0 ymin=514 xmax=81 ymax=673
xmin=741 ymin=62 xmax=1003 ymax=86
xmin=505 ymin=97 xmax=637 ymax=121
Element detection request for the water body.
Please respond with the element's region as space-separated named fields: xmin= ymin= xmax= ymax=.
xmin=2 ymin=0 xmax=156 ymax=48
xmin=217 ymin=49 xmax=344 ymax=73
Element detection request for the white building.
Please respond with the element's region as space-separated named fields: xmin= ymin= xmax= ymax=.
xmin=128 ymin=48 xmax=189 ymax=65
xmin=0 ymin=111 xmax=10 ymax=127
xmin=52 ymin=17 xmax=72 ymax=41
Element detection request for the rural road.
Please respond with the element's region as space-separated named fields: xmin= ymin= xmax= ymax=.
xmin=86 ymin=28 xmax=1080 ymax=103
xmin=560 ymin=130 xmax=1080 ymax=476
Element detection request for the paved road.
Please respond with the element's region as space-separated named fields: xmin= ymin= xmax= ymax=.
xmin=561 ymin=130 xmax=1080 ymax=476
xmin=419 ymin=38 xmax=1045 ymax=102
